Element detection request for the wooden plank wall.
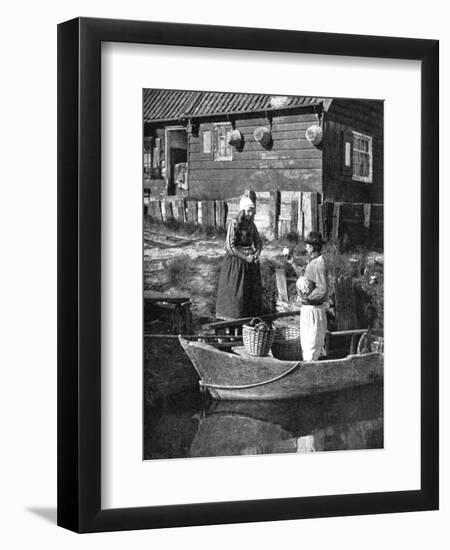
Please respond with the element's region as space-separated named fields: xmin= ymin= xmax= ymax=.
xmin=322 ymin=99 xmax=383 ymax=204
xmin=187 ymin=112 xmax=323 ymax=199
xmin=324 ymin=202 xmax=383 ymax=250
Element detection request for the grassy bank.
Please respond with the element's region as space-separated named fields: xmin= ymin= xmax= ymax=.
xmin=144 ymin=220 xmax=384 ymax=330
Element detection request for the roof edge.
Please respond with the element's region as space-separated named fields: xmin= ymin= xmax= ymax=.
xmin=144 ymin=101 xmax=325 ymax=125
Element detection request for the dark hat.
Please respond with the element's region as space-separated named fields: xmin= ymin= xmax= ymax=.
xmin=304 ymin=231 xmax=323 ymax=246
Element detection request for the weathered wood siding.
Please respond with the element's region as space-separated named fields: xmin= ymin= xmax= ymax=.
xmin=143 ymin=127 xmax=167 ymax=197
xmin=188 ymin=113 xmax=323 ymax=199
xmin=322 ymin=99 xmax=383 ymax=204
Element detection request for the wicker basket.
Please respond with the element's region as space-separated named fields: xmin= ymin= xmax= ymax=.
xmin=271 ymin=326 xmax=302 ymax=361
xmin=242 ymin=318 xmax=275 ymax=357
xmin=357 ymin=330 xmax=384 ymax=354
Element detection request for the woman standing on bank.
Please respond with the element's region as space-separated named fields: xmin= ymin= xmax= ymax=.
xmin=216 ymin=197 xmax=263 ymax=320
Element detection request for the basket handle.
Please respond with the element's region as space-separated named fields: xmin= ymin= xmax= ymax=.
xmin=357 ymin=331 xmax=370 ymax=354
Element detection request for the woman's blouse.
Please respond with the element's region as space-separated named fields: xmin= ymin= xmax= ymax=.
xmin=224 ymin=218 xmax=263 ymax=260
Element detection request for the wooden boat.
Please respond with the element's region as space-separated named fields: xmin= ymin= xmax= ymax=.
xmin=178 ymin=335 xmax=383 ymax=400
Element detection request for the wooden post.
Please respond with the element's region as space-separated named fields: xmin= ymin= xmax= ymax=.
xmin=302 ymin=192 xmax=319 ymax=236
xmin=322 ymin=202 xmax=333 ymax=241
xmin=171 ymin=199 xmax=180 ymax=221
xmin=335 ymin=274 xmax=357 ymax=330
xmin=370 ymin=204 xmax=383 ymax=250
xmin=310 ymin=192 xmax=318 ymax=232
xmin=147 ymin=200 xmax=162 ymax=222
xmin=162 ymin=200 xmax=174 ymax=221
xmin=291 ymin=195 xmax=299 ymax=234
xmin=205 ymin=200 xmax=216 ymax=227
xmin=216 ymin=201 xmax=227 ymax=229
xmin=363 ymin=203 xmax=371 ymax=228
xmin=215 ymin=201 xmax=222 ymax=229
xmin=275 ymin=268 xmax=289 ymax=303
xmin=302 ymin=192 xmax=312 ymax=236
xmin=201 ymin=201 xmax=209 ymax=227
xmin=318 ymin=203 xmax=324 ymax=238
xmin=160 ymin=199 xmax=167 ymax=222
xmin=269 ymin=191 xmax=280 ymax=240
xmin=168 ymin=200 xmax=174 ymax=221
xmin=210 ymin=201 xmax=216 ymax=227
xmin=332 ymin=202 xmax=341 ymax=244
xmin=297 ymin=193 xmax=304 ymax=238
xmin=175 ymin=198 xmax=186 ymax=223
xmin=186 ymin=200 xmax=198 ymax=224
xmin=278 ymin=191 xmax=292 ymax=238
xmin=363 ymin=203 xmax=371 ymax=248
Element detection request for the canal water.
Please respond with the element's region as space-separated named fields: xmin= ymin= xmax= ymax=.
xmin=143 ymin=382 xmax=383 ymax=460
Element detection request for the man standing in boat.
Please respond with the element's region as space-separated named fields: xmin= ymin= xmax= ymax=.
xmin=297 ymin=232 xmax=329 ymax=361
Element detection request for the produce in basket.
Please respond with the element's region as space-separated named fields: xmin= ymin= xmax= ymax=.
xmin=296 ymin=276 xmax=315 ymax=297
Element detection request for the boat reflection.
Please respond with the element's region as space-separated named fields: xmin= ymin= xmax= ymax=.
xmin=189 ymin=383 xmax=383 ymax=457
xmin=144 ymin=382 xmax=383 ymax=460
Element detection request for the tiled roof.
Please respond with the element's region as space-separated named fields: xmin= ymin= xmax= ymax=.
xmin=143 ymin=89 xmax=326 ymax=122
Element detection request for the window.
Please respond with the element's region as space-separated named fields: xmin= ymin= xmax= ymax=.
xmin=143 ymin=137 xmax=153 ymax=175
xmin=202 ymin=130 xmax=212 ymax=154
xmin=352 ymin=131 xmax=373 ymax=183
xmin=213 ymin=123 xmax=232 ymax=161
xmin=143 ymin=135 xmax=163 ymax=179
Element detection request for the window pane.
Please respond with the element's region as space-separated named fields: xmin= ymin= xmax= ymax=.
xmin=144 ymin=153 xmax=152 ymax=174
xmin=355 ymin=152 xmax=369 ymax=176
xmin=362 ymin=153 xmax=369 ymax=176
xmin=203 ymin=131 xmax=212 ymax=153
xmin=351 ymin=132 xmax=372 ymax=180
xmin=213 ymin=124 xmax=232 ymax=159
xmin=226 ymin=130 xmax=231 ymax=156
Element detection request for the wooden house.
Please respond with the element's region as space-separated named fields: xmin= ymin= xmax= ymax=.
xmin=143 ymin=89 xmax=383 ymax=205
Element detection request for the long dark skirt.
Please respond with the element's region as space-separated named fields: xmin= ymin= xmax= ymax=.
xmin=216 ymin=254 xmax=263 ymax=319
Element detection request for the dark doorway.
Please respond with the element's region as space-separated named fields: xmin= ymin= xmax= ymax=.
xmin=166 ymin=129 xmax=188 ymax=195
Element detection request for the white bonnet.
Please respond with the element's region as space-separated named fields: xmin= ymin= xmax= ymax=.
xmin=239 ymin=196 xmax=256 ymax=211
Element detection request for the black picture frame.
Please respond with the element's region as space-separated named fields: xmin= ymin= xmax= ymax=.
xmin=57 ymin=17 xmax=439 ymax=533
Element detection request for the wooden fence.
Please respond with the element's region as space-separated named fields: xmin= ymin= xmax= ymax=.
xmin=146 ymin=197 xmax=228 ymax=230
xmin=145 ymin=192 xmax=383 ymax=250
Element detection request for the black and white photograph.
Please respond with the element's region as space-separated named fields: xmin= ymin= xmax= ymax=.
xmin=143 ymin=89 xmax=384 ymax=460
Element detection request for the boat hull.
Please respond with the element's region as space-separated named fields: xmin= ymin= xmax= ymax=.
xmin=179 ymin=337 xmax=383 ymax=400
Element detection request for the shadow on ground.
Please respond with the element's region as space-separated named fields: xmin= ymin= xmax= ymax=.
xmin=26 ymin=507 xmax=57 ymax=525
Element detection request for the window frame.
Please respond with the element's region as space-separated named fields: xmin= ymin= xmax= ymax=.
xmin=213 ymin=122 xmax=233 ymax=161
xmin=143 ymin=136 xmax=153 ymax=176
xmin=202 ymin=129 xmax=212 ymax=154
xmin=352 ymin=130 xmax=373 ymax=183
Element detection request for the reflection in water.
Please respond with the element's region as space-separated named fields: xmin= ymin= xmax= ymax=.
xmin=144 ymin=382 xmax=383 ymax=460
